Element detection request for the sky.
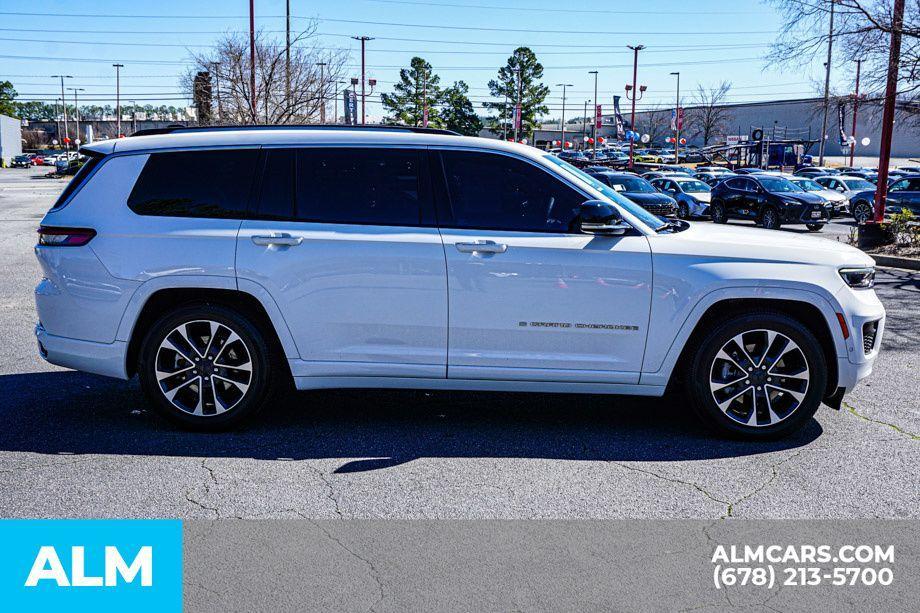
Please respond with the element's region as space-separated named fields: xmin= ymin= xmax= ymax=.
xmin=0 ymin=0 xmax=855 ymax=121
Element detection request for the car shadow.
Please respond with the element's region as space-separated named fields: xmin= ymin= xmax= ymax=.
xmin=0 ymin=371 xmax=822 ymax=472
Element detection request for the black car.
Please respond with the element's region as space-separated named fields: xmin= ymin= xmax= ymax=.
xmin=11 ymin=154 xmax=34 ymax=168
xmin=587 ymin=171 xmax=678 ymax=217
xmin=848 ymin=174 xmax=920 ymax=222
xmin=709 ymin=175 xmax=829 ymax=231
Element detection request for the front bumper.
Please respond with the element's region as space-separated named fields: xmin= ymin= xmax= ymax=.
xmin=35 ymin=323 xmax=129 ymax=379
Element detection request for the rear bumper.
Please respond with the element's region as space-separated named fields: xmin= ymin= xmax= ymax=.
xmin=35 ymin=323 xmax=129 ymax=380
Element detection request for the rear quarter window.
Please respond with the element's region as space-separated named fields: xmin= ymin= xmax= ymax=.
xmin=49 ymin=155 xmax=103 ymax=211
xmin=127 ymin=149 xmax=259 ymax=218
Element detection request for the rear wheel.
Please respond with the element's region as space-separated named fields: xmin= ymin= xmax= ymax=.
xmin=686 ymin=312 xmax=827 ymax=439
xmin=677 ymin=201 xmax=690 ymax=219
xmin=853 ymin=200 xmax=873 ymax=224
xmin=805 ymin=223 xmax=824 ymax=232
xmin=710 ymin=201 xmax=727 ymax=224
xmin=138 ymin=304 xmax=281 ymax=430
xmin=760 ymin=207 xmax=780 ymax=230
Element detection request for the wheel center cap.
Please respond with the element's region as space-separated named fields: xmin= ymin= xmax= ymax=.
xmin=751 ymin=369 xmax=767 ymax=385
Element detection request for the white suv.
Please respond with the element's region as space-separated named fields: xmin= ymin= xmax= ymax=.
xmin=34 ymin=126 xmax=884 ymax=438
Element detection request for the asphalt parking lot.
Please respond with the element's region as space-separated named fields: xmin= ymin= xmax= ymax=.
xmin=0 ymin=166 xmax=917 ymax=519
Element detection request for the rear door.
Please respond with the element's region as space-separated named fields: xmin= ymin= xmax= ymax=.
xmin=236 ymin=147 xmax=448 ymax=380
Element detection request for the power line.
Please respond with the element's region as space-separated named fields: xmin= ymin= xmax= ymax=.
xmin=360 ymin=0 xmax=768 ymax=15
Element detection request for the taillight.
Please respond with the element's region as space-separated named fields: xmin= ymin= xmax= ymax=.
xmin=37 ymin=226 xmax=97 ymax=247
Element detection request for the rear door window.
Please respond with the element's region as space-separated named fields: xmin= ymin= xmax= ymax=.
xmin=295 ymin=148 xmax=423 ymax=226
xmin=128 ymin=149 xmax=259 ymax=218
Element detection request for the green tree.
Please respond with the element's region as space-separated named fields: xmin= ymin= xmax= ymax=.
xmin=484 ymin=47 xmax=549 ymax=140
xmin=381 ymin=56 xmax=442 ymax=127
xmin=440 ymin=81 xmax=482 ymax=136
xmin=0 ymin=81 xmax=18 ymax=117
xmin=13 ymin=100 xmax=57 ymax=120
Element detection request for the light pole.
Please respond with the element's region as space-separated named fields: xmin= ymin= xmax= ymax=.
xmin=130 ymin=100 xmax=137 ymax=134
xmin=112 ymin=64 xmax=124 ymax=137
xmin=819 ymin=0 xmax=836 ymax=165
xmin=249 ymin=0 xmax=257 ymax=121
xmin=352 ymin=36 xmax=374 ymax=124
xmin=513 ymin=65 xmax=523 ymax=142
xmin=51 ymin=75 xmax=72 ymax=149
xmin=583 ymin=99 xmax=589 ymax=143
xmin=211 ymin=62 xmax=223 ymax=125
xmin=625 ymin=45 xmax=646 ymax=169
xmin=670 ymin=71 xmax=680 ymax=164
xmin=588 ymin=70 xmax=598 ymax=157
xmin=67 ymin=87 xmax=84 ymax=145
xmin=422 ymin=72 xmax=429 ymax=128
xmin=556 ymin=83 xmax=573 ymax=151
xmin=317 ymin=61 xmax=327 ymax=123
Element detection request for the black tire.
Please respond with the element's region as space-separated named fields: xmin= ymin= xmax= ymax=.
xmin=138 ymin=303 xmax=283 ymax=430
xmin=759 ymin=206 xmax=781 ymax=230
xmin=852 ymin=200 xmax=873 ymax=224
xmin=686 ymin=311 xmax=827 ymax=440
xmin=805 ymin=223 xmax=824 ymax=232
xmin=677 ymin=202 xmax=690 ymax=219
xmin=710 ymin=201 xmax=727 ymax=224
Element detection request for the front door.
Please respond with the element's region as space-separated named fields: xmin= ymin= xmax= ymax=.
xmin=433 ymin=149 xmax=652 ymax=384
xmin=236 ymin=147 xmax=447 ymax=380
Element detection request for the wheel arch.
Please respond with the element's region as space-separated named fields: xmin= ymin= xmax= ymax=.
xmin=122 ymin=284 xmax=297 ymax=378
xmin=663 ymin=297 xmax=840 ymax=398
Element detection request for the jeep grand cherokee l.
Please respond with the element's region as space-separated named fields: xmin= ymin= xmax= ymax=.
xmin=34 ymin=126 xmax=884 ymax=439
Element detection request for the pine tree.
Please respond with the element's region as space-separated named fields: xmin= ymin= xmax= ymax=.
xmin=484 ymin=48 xmax=549 ymax=140
xmin=440 ymin=81 xmax=483 ymax=136
xmin=380 ymin=57 xmax=442 ymax=127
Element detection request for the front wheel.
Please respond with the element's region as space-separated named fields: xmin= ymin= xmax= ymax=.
xmin=760 ymin=207 xmax=781 ymax=230
xmin=677 ymin=201 xmax=690 ymax=219
xmin=138 ymin=304 xmax=282 ymax=430
xmin=710 ymin=201 xmax=727 ymax=224
xmin=852 ymin=201 xmax=873 ymax=224
xmin=805 ymin=223 xmax=824 ymax=232
xmin=686 ymin=312 xmax=827 ymax=439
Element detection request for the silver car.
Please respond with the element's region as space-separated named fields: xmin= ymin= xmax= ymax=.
xmin=788 ymin=176 xmax=848 ymax=217
xmin=814 ymin=175 xmax=878 ymax=217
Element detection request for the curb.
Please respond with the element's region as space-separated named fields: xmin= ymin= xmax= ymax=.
xmin=870 ymin=254 xmax=920 ymax=271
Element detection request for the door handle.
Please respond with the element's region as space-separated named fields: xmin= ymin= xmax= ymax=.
xmin=251 ymin=233 xmax=303 ymax=247
xmin=455 ymin=240 xmax=507 ymax=254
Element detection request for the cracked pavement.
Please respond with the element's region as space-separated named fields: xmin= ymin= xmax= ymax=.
xmin=1 ymin=167 xmax=918 ymax=520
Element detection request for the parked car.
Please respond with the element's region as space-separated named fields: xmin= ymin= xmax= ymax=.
xmin=695 ymin=166 xmax=732 ymax=174
xmin=698 ymin=172 xmax=739 ymax=187
xmin=640 ymin=170 xmax=691 ymax=180
xmin=848 ymin=175 xmax=920 ymax=222
xmin=558 ymin=150 xmax=588 ymax=162
xmin=788 ymin=177 xmax=848 ymax=217
xmin=649 ymin=176 xmax=712 ymax=219
xmin=12 ymin=154 xmax=34 ymax=168
xmin=709 ymin=175 xmax=829 ymax=231
xmin=814 ymin=175 xmax=877 ymax=217
xmin=843 ymin=170 xmax=879 ymax=183
xmin=795 ymin=166 xmax=839 ymax=177
xmin=35 ymin=125 xmax=883 ymax=439
xmin=586 ymin=171 xmax=678 ymax=218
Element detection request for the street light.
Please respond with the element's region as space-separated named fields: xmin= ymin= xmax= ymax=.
xmin=66 ymin=87 xmax=84 ymax=146
xmin=625 ymin=45 xmax=646 ymax=168
xmin=555 ymin=83 xmax=573 ymax=150
xmin=51 ymin=75 xmax=72 ymax=150
xmin=588 ymin=70 xmax=598 ymax=157
xmin=670 ymin=71 xmax=680 ymax=164
xmin=112 ymin=64 xmax=124 ymax=137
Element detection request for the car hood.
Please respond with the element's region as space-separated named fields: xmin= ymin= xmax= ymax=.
xmin=814 ymin=189 xmax=847 ymax=202
xmin=624 ymin=192 xmax=675 ymax=205
xmin=776 ymin=192 xmax=826 ymax=205
xmin=653 ymin=222 xmax=875 ymax=268
xmin=687 ymin=192 xmax=711 ymax=203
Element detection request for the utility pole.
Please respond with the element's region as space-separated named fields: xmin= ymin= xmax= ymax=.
xmin=352 ymin=36 xmax=374 ymax=124
xmin=249 ymin=0 xmax=257 ymax=122
xmin=212 ymin=62 xmax=223 ymax=125
xmin=51 ymin=75 xmax=72 ymax=149
xmin=583 ymin=99 xmax=589 ymax=142
xmin=317 ymin=62 xmax=327 ymax=123
xmin=819 ymin=0 xmax=836 ymax=165
xmin=502 ymin=92 xmax=509 ymax=139
xmin=849 ymin=58 xmax=862 ymax=167
xmin=625 ymin=45 xmax=645 ymax=168
xmin=422 ymin=72 xmax=429 ymax=127
xmin=514 ymin=64 xmax=523 ymax=142
xmin=871 ymin=0 xmax=905 ymax=225
xmin=54 ymin=98 xmax=62 ymax=147
xmin=285 ymin=0 xmax=291 ymax=115
xmin=589 ymin=70 xmax=598 ymax=157
xmin=67 ymin=87 xmax=84 ymax=144
xmin=112 ymin=64 xmax=123 ymax=137
xmin=131 ymin=100 xmax=137 ymax=133
xmin=556 ymin=83 xmax=572 ymax=151
xmin=671 ymin=71 xmax=680 ymax=163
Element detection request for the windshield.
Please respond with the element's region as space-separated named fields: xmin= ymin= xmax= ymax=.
xmin=843 ymin=178 xmax=874 ymax=190
xmin=675 ymin=180 xmax=710 ymax=193
xmin=543 ymin=156 xmax=665 ymax=231
xmin=792 ymin=178 xmax=824 ymax=191
xmin=608 ymin=177 xmax=656 ymax=193
xmin=758 ymin=177 xmax=804 ymax=193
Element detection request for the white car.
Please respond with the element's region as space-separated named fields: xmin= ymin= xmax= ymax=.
xmin=788 ymin=176 xmax=849 ymax=217
xmin=34 ymin=126 xmax=884 ymax=438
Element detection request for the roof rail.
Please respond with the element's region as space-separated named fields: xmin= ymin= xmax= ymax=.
xmin=130 ymin=124 xmax=461 ymax=138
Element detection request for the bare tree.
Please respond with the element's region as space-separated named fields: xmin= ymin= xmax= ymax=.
xmin=685 ymin=81 xmax=734 ymax=145
xmin=186 ymin=21 xmax=348 ymax=125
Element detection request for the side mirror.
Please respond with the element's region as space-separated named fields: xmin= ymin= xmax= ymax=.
xmin=578 ymin=200 xmax=631 ymax=236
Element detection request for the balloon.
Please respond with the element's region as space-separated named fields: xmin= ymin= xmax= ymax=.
xmin=565 ymin=141 xmax=573 ymax=148
xmin=861 ymin=137 xmax=871 ymax=146
xmin=598 ymin=137 xmax=606 ymax=144
xmin=63 ymin=137 xmax=71 ymax=143
xmin=588 ymin=138 xmax=594 ymax=144
xmin=679 ymin=138 xmax=686 ymax=145
xmin=640 ymin=133 xmax=650 ymax=143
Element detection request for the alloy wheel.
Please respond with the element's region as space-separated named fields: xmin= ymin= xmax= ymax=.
xmin=761 ymin=208 xmax=779 ymax=229
xmin=708 ymin=329 xmax=809 ymax=428
xmin=154 ymin=320 xmax=253 ymax=416
xmin=853 ymin=202 xmax=872 ymax=224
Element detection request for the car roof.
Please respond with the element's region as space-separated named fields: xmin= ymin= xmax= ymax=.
xmin=80 ymin=126 xmax=540 ymax=160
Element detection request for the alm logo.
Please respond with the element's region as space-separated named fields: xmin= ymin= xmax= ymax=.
xmin=25 ymin=545 xmax=153 ymax=588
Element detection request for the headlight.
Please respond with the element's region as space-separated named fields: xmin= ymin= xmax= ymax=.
xmin=839 ymin=267 xmax=875 ymax=288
